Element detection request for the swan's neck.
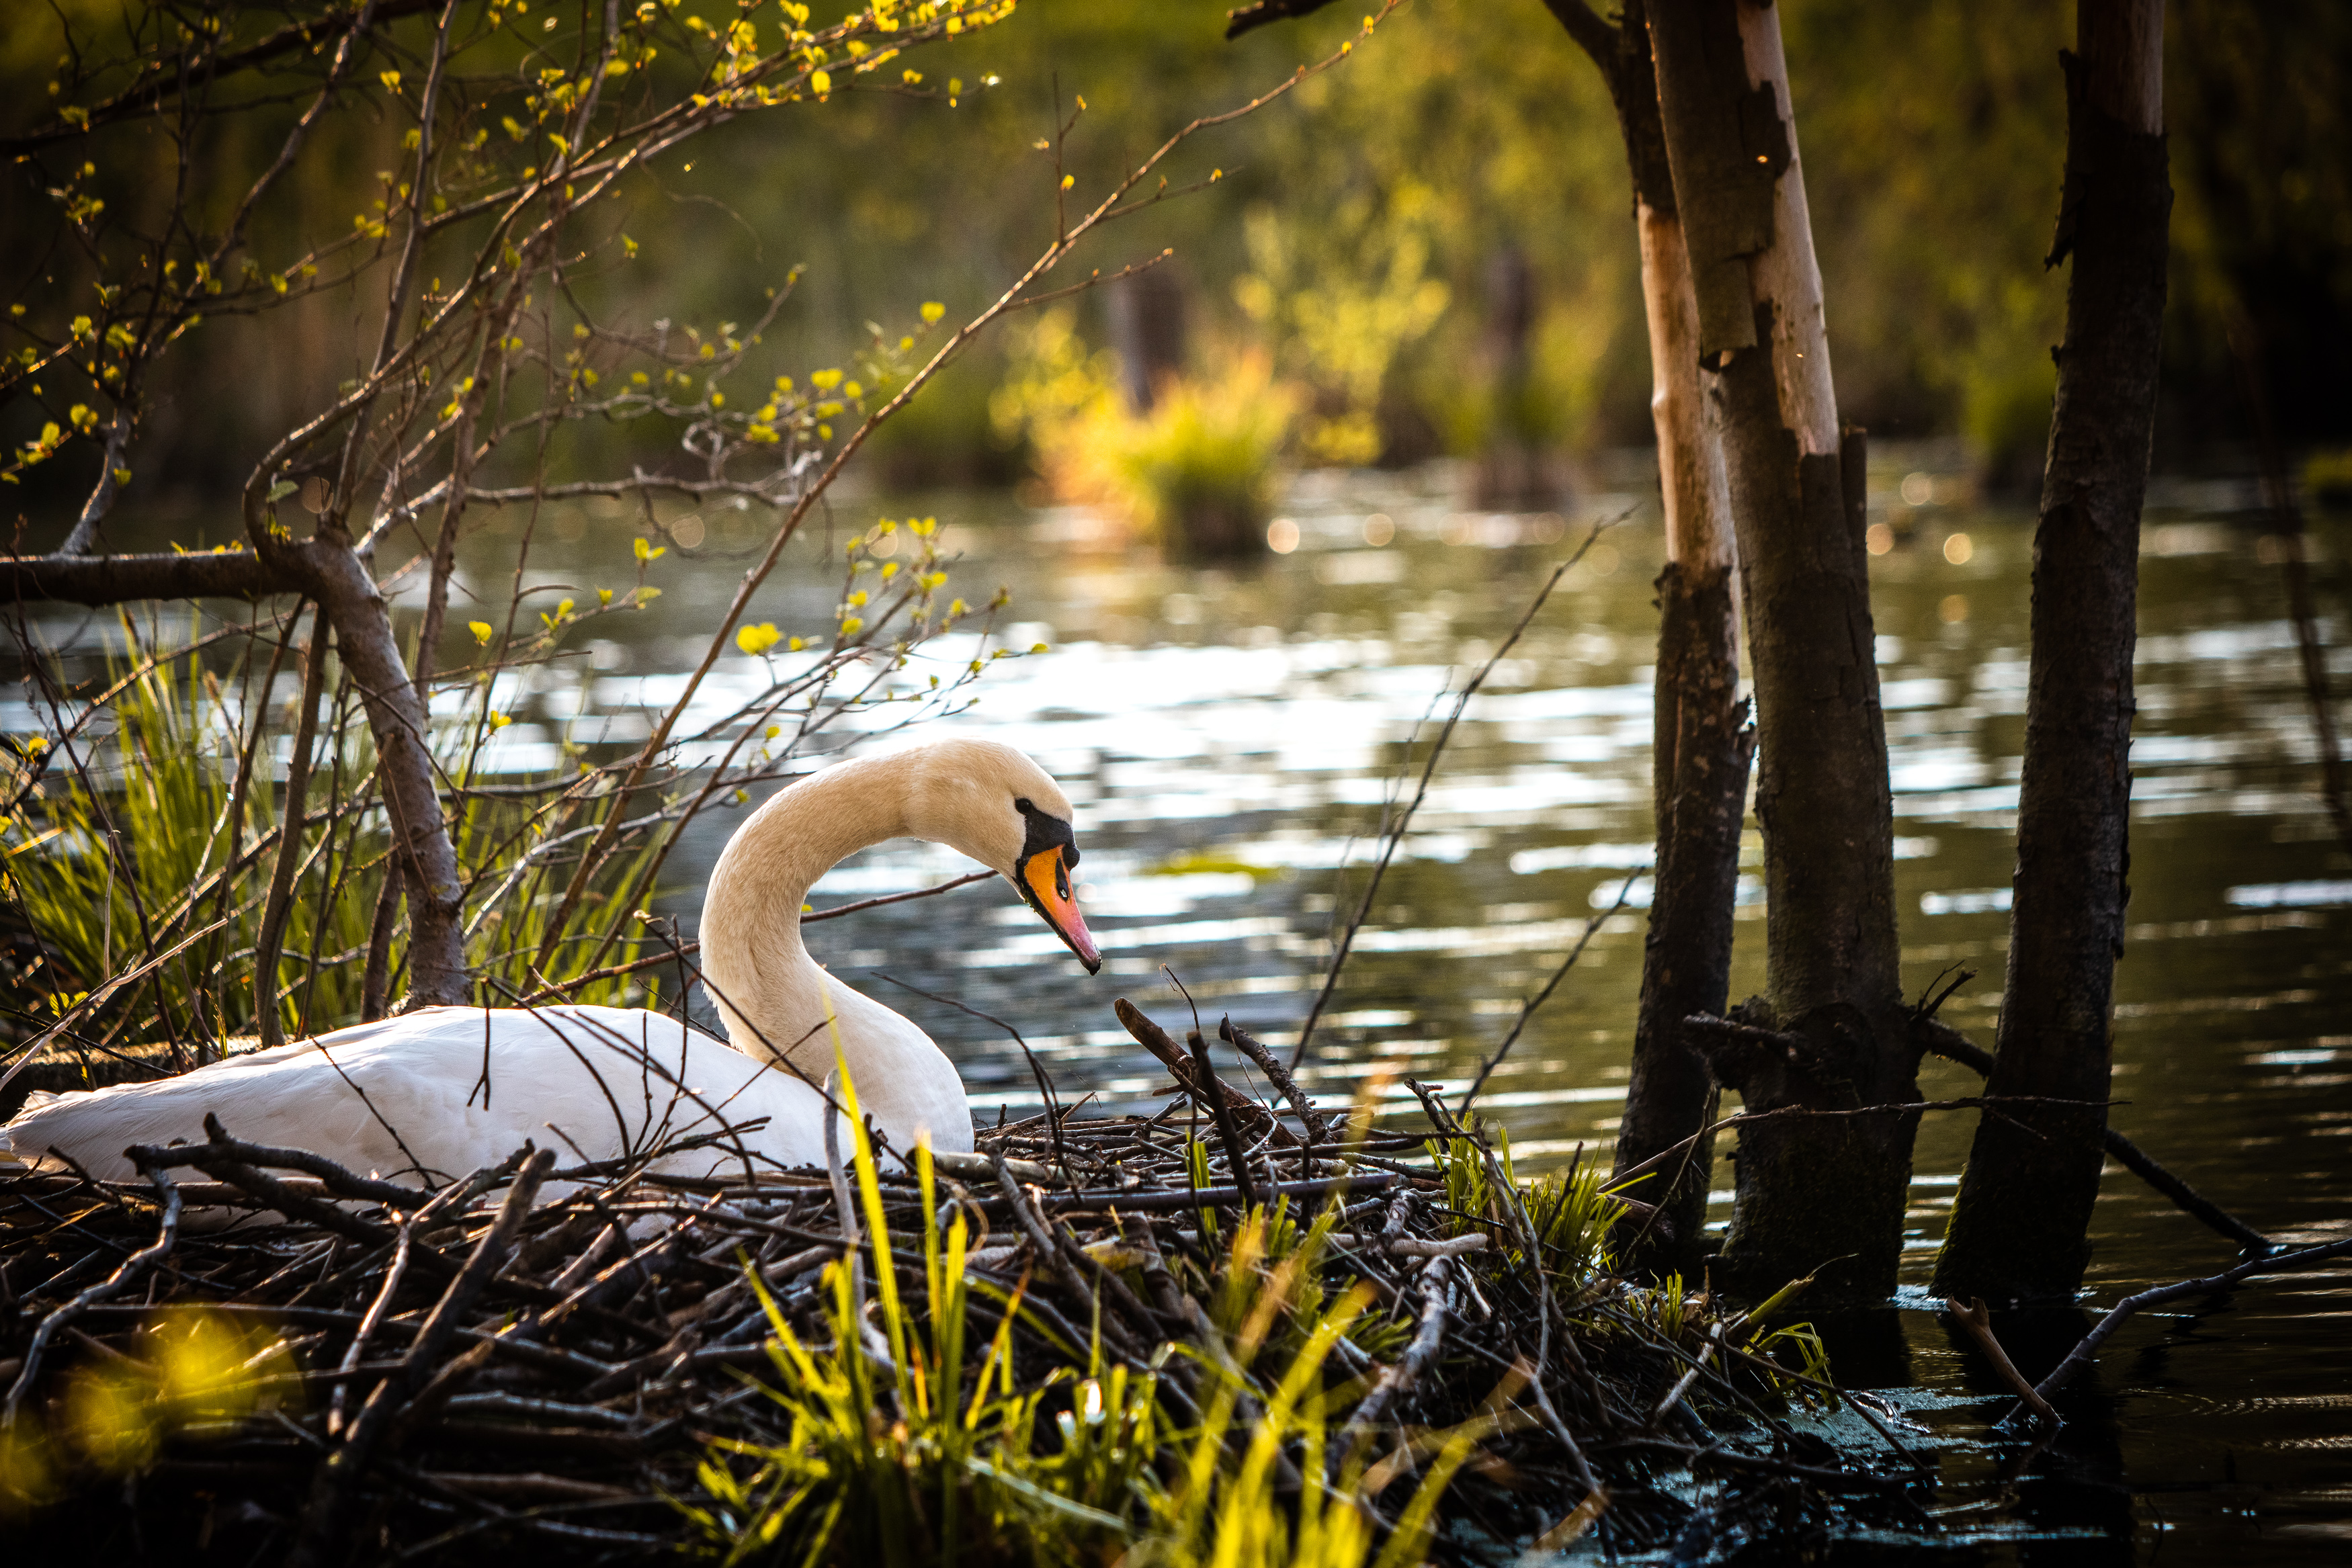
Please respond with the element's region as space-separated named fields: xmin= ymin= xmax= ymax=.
xmin=697 ymin=754 xmax=919 ymax=1076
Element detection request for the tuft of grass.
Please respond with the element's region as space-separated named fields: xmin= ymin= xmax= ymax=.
xmin=1425 ymin=1118 xmax=1631 ymax=1282
xmin=683 ymin=1065 xmax=1471 ymax=1568
xmin=1105 ymin=353 xmax=1297 ymax=560
xmin=682 ymin=1071 xmax=1163 ymax=1567
xmin=1 ymin=628 xmax=382 ymax=1043
xmin=1 ymin=626 xmax=657 ymax=1051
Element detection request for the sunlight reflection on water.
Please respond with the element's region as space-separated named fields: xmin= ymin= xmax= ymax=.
xmin=684 ymin=451 xmax=2344 ymax=1562
xmin=22 ymin=450 xmax=2344 ymax=1559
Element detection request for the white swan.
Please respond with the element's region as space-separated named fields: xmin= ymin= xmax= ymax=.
xmin=0 ymin=737 xmax=1099 ymax=1187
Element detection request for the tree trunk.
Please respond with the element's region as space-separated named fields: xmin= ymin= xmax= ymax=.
xmin=1548 ymin=0 xmax=1751 ymax=1280
xmin=292 ymin=537 xmax=470 ymax=1010
xmin=1107 ymin=265 xmax=1187 ymax=415
xmin=1647 ymin=0 xmax=1916 ymax=1303
xmin=1933 ymin=0 xmax=2170 ymax=1306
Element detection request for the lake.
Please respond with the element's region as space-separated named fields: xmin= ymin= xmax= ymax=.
xmin=677 ymin=451 xmax=2344 ymax=1565
xmin=24 ymin=445 xmax=2352 ymax=1561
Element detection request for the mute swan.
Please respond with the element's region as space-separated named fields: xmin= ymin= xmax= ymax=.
xmin=0 ymin=738 xmax=1099 ymax=1188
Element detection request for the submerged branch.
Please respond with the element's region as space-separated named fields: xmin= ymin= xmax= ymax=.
xmin=1915 ymin=1016 xmax=2274 ymax=1252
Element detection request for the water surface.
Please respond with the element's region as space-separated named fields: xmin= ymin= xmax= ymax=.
xmin=26 ymin=449 xmax=2352 ymax=1561
xmin=698 ymin=453 xmax=2344 ymax=1566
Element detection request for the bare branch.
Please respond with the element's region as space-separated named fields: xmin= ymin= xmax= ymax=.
xmin=0 ymin=550 xmax=293 ymax=604
xmin=58 ymin=406 xmax=136 ymax=556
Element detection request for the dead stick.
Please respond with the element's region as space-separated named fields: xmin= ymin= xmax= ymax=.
xmin=1943 ymin=1296 xmax=2058 ymax=1424
xmin=130 ymin=1127 xmax=433 ymax=1212
xmin=1488 ymin=1157 xmax=1608 ymax=1487
xmin=1349 ymin=1256 xmax=1452 ymax=1432
xmin=327 ymin=1229 xmax=413 ymax=1438
xmin=2 ymin=1160 xmax=181 ymax=1422
xmin=1220 ymin=1015 xmax=1327 ymax=1141
xmin=1187 ymin=1027 xmax=1261 ymax=1209
xmin=288 ymin=1146 xmax=555 ymax=1568
xmin=1915 ymin=1018 xmax=2274 ymax=1252
xmin=1116 ymin=999 xmax=1296 ymax=1147
xmin=2001 ymin=1235 xmax=2352 ymax=1428
xmin=991 ymin=1153 xmax=1146 ymax=1363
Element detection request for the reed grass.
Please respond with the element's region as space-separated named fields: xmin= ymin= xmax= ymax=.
xmin=0 ymin=622 xmax=663 ymax=1056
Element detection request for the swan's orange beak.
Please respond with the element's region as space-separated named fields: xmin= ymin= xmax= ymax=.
xmin=1019 ymin=845 xmax=1101 ymax=974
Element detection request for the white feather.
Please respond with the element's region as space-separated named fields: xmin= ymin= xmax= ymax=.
xmin=0 ymin=738 xmax=1096 ymax=1185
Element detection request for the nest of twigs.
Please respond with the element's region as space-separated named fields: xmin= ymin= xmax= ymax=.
xmin=0 ymin=1003 xmax=1929 ymax=1565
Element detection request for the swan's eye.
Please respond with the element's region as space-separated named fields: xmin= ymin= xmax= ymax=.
xmin=1015 ymin=796 xmax=1033 ymax=812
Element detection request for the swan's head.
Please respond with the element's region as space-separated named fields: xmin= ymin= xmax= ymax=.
xmin=900 ymin=738 xmax=1101 ymax=974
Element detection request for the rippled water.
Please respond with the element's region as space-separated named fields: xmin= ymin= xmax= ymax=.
xmin=29 ymin=448 xmax=2352 ymax=1561
xmin=573 ymin=452 xmax=2346 ymax=1563
xmin=551 ymin=450 xmax=2345 ymax=1563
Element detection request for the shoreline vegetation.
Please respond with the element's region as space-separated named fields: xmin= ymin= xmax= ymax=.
xmin=0 ymin=1002 xmax=1916 ymax=1564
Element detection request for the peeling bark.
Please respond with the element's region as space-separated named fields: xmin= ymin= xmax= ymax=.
xmin=1649 ymin=0 xmax=1915 ymax=1303
xmin=1934 ymin=0 xmax=2171 ymax=1306
xmin=1617 ymin=130 xmax=1749 ymax=1279
xmin=1547 ymin=0 xmax=1750 ymax=1278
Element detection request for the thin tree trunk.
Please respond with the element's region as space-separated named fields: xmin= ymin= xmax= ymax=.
xmin=1648 ymin=0 xmax=1915 ymax=1303
xmin=253 ymin=604 xmax=332 ymax=1050
xmin=361 ymin=865 xmax=403 ymax=1022
xmin=236 ymin=497 xmax=472 ymax=1010
xmin=1548 ymin=0 xmax=1751 ymax=1278
xmin=1933 ymin=0 xmax=2170 ymax=1305
xmin=300 ymin=538 xmax=469 ymax=1009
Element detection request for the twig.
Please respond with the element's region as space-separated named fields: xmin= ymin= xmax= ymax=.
xmin=1652 ymin=1322 xmax=1724 ymax=1421
xmin=2 ymin=1159 xmax=181 ymax=1422
xmin=130 ymin=1124 xmax=433 ymax=1213
xmin=510 ymin=870 xmax=995 ymax=1005
xmin=0 ymin=918 xmax=235 ymax=1101
xmin=287 ymin=1146 xmax=554 ymax=1568
xmin=1219 ymin=1016 xmax=1327 ymax=1142
xmin=1224 ymin=0 xmax=1342 ymax=42
xmin=1033 ymin=1173 xmax=1396 ymax=1215
xmin=872 ymin=973 xmax=1079 ymax=1186
xmin=1116 ymin=999 xmax=1297 ymax=1147
xmin=2002 ymin=1236 xmax=2352 ymax=1428
xmin=1608 ymin=1089 xmax=2121 ymax=1201
xmin=1187 ymin=1026 xmax=1260 ymax=1209
xmin=1293 ymin=521 xmax=1612 ymax=1069
xmin=1460 ymin=867 xmax=1643 ymax=1110
xmin=1915 ymin=1017 xmax=2274 ymax=1252
xmin=1348 ymin=1256 xmax=1452 ymax=1432
xmin=327 ymin=1229 xmax=412 ymax=1439
xmin=1941 ymin=1297 xmax=2058 ymax=1424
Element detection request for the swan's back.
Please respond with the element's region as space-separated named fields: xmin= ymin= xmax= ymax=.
xmin=0 ymin=1006 xmax=839 ymax=1188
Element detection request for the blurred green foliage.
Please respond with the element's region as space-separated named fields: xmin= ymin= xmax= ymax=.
xmin=4 ymin=0 xmax=2343 ymax=515
xmin=991 ymin=307 xmax=1296 ymax=554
